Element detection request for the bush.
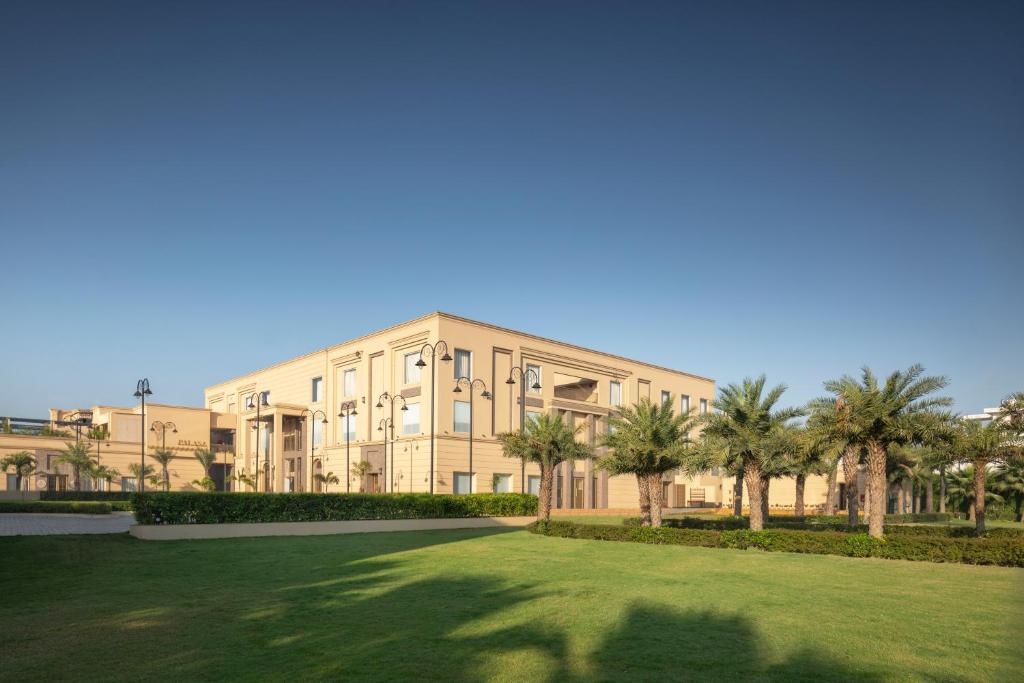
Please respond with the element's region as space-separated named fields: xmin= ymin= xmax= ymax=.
xmin=39 ymin=491 xmax=134 ymax=502
xmin=628 ymin=515 xmax=1022 ymax=539
xmin=0 ymin=500 xmax=112 ymax=514
xmin=528 ymin=521 xmax=1024 ymax=567
xmin=133 ymin=492 xmax=538 ymax=525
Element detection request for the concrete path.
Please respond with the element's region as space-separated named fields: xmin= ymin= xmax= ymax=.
xmin=0 ymin=512 xmax=135 ymax=536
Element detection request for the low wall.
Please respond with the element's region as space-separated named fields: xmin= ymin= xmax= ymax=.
xmin=130 ymin=515 xmax=536 ymax=541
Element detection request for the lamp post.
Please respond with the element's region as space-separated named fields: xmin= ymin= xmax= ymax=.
xmin=453 ymin=377 xmax=491 ymax=493
xmin=375 ymin=392 xmax=407 ymax=493
xmin=338 ymin=401 xmax=358 ymax=492
xmin=299 ymin=409 xmax=328 ymax=493
xmin=506 ymin=366 xmax=542 ymax=492
xmin=415 ymin=341 xmax=452 ymax=494
xmin=150 ymin=420 xmax=177 ymax=491
xmin=377 ymin=417 xmax=395 ymax=494
xmin=133 ymin=379 xmax=152 ymax=492
xmin=244 ymin=391 xmax=269 ymax=492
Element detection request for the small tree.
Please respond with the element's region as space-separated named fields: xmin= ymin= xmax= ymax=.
xmin=351 ymin=461 xmax=373 ymax=492
xmin=151 ymin=449 xmax=175 ymax=492
xmin=193 ymin=449 xmax=215 ymax=478
xmin=54 ymin=441 xmax=95 ymax=491
xmin=90 ymin=463 xmax=120 ymax=491
xmin=233 ymin=471 xmax=256 ymax=491
xmin=314 ymin=471 xmax=340 ymax=492
xmin=952 ymin=419 xmax=1018 ymax=535
xmin=1 ymin=451 xmax=36 ymax=491
xmin=128 ymin=463 xmax=156 ymax=491
xmin=498 ymin=413 xmax=593 ymax=522
xmin=995 ymin=458 xmax=1024 ymax=522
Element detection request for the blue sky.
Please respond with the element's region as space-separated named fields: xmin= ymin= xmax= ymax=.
xmin=1 ymin=1 xmax=1021 ymax=416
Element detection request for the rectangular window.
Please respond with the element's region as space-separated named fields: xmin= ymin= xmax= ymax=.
xmin=454 ymin=349 xmax=472 ymax=379
xmin=680 ymin=395 xmax=690 ymax=414
xmin=6 ymin=473 xmax=19 ymax=490
xmin=493 ymin=473 xmax=512 ymax=493
xmin=343 ymin=368 xmax=357 ymax=397
xmin=403 ymin=403 xmax=421 ymax=435
xmin=453 ymin=401 xmax=471 ymax=432
xmin=661 ymin=390 xmax=671 ymax=405
xmin=311 ymin=377 xmax=322 ymax=403
xmin=340 ymin=413 xmax=356 ymax=442
xmin=699 ymin=398 xmax=708 ymax=415
xmin=313 ymin=419 xmax=323 ymax=447
xmin=453 ymin=472 xmax=472 ymax=495
xmin=609 ymin=381 xmax=621 ymax=407
xmin=526 ymin=364 xmax=541 ymax=393
xmin=527 ymin=475 xmax=541 ymax=496
xmin=526 ymin=410 xmax=542 ymax=425
xmin=121 ymin=477 xmax=138 ymax=492
xmin=404 ymin=352 xmax=421 ymax=384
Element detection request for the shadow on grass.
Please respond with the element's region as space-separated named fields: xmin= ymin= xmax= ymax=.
xmin=2 ymin=529 xmax=882 ymax=681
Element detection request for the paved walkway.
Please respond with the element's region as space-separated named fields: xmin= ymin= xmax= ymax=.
xmin=0 ymin=512 xmax=135 ymax=536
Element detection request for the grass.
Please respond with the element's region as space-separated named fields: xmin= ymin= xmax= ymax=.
xmin=1 ymin=530 xmax=1021 ymax=682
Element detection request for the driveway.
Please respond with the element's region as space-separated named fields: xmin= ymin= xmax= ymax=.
xmin=0 ymin=511 xmax=135 ymax=536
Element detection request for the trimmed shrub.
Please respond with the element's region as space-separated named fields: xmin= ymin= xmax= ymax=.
xmin=39 ymin=491 xmax=133 ymax=502
xmin=528 ymin=520 xmax=1024 ymax=567
xmin=628 ymin=515 xmax=1023 ymax=539
xmin=133 ymin=492 xmax=538 ymax=525
xmin=0 ymin=500 xmax=112 ymax=514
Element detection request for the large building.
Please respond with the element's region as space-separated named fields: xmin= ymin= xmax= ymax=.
xmin=2 ymin=312 xmax=845 ymax=513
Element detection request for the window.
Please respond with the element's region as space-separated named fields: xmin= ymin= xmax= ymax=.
xmin=493 ymin=473 xmax=512 ymax=493
xmin=340 ymin=413 xmax=356 ymax=442
xmin=661 ymin=390 xmax=671 ymax=405
xmin=526 ymin=364 xmax=541 ymax=393
xmin=453 ymin=401 xmax=470 ymax=432
xmin=526 ymin=410 xmax=542 ymax=425
xmin=609 ymin=381 xmax=621 ymax=407
xmin=454 ymin=349 xmax=472 ymax=379
xmin=403 ymin=403 xmax=421 ymax=434
xmin=699 ymin=398 xmax=708 ymax=415
xmin=680 ymin=395 xmax=690 ymax=414
xmin=527 ymin=475 xmax=541 ymax=496
xmin=313 ymin=419 xmax=323 ymax=447
xmin=311 ymin=377 xmax=322 ymax=403
xmin=404 ymin=353 xmax=421 ymax=384
xmin=453 ymin=472 xmax=472 ymax=495
xmin=6 ymin=474 xmax=19 ymax=491
xmin=121 ymin=477 xmax=138 ymax=492
xmin=343 ymin=368 xmax=357 ymax=397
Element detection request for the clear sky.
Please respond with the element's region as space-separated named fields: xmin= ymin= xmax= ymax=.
xmin=1 ymin=1 xmax=1021 ymax=417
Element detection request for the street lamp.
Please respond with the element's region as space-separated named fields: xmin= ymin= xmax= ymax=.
xmin=377 ymin=417 xmax=396 ymax=494
xmin=415 ymin=341 xmax=452 ymax=494
xmin=338 ymin=401 xmax=358 ymax=492
xmin=150 ymin=421 xmax=178 ymax=450
xmin=453 ymin=377 xmax=491 ymax=493
xmin=299 ymin=409 xmax=328 ymax=492
xmin=375 ymin=392 xmax=407 ymax=493
xmin=133 ymin=379 xmax=153 ymax=492
xmin=506 ymin=365 xmax=542 ymax=492
xmin=244 ymin=391 xmax=269 ymax=492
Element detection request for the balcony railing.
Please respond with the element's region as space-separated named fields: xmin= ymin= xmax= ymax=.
xmin=1 ymin=416 xmax=93 ymax=438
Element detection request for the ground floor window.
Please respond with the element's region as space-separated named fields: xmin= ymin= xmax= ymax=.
xmin=573 ymin=476 xmax=585 ymax=509
xmin=6 ymin=474 xmax=19 ymax=491
xmin=121 ymin=477 xmax=138 ymax=492
xmin=453 ymin=472 xmax=472 ymax=495
xmin=527 ymin=475 xmax=541 ymax=496
xmin=492 ymin=473 xmax=512 ymax=493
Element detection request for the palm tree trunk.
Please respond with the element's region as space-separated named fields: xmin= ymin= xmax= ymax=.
xmin=925 ymin=477 xmax=934 ymax=513
xmin=913 ymin=484 xmax=920 ymax=514
xmin=636 ymin=474 xmax=652 ymax=526
xmin=973 ymin=459 xmax=986 ymax=536
xmin=823 ymin=462 xmax=838 ymax=514
xmin=538 ymin=465 xmax=554 ymax=521
xmin=733 ymin=466 xmax=744 ymax=517
xmin=744 ymin=461 xmax=765 ymax=531
xmin=842 ymin=446 xmax=860 ymax=527
xmin=760 ymin=476 xmax=770 ymax=522
xmin=1015 ymin=498 xmax=1023 ymax=523
xmin=866 ymin=442 xmax=887 ymax=539
xmin=648 ymin=473 xmax=664 ymax=528
xmin=794 ymin=473 xmax=806 ymax=517
xmin=938 ymin=465 xmax=947 ymax=513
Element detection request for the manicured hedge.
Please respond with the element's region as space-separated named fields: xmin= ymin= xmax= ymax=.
xmin=626 ymin=515 xmax=1022 ymax=539
xmin=0 ymin=500 xmax=112 ymax=514
xmin=133 ymin=492 xmax=538 ymax=525
xmin=529 ymin=520 xmax=1024 ymax=567
xmin=40 ymin=491 xmax=133 ymax=502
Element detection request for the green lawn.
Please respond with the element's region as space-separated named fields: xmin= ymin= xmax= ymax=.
xmin=2 ymin=530 xmax=1021 ymax=681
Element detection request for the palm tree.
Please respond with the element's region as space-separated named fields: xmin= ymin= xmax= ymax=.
xmin=128 ymin=462 xmax=156 ymax=491
xmin=53 ymin=441 xmax=95 ymax=491
xmin=996 ymin=391 xmax=1024 ymax=433
xmin=89 ymin=463 xmax=120 ymax=491
xmin=1 ymin=451 xmax=36 ymax=491
xmin=994 ymin=458 xmax=1024 ymax=522
xmin=945 ymin=466 xmax=1003 ymax=521
xmin=778 ymin=425 xmax=835 ymax=517
xmin=314 ymin=471 xmax=340 ymax=492
xmin=233 ymin=471 xmax=256 ymax=491
xmin=498 ymin=413 xmax=593 ymax=522
xmin=193 ymin=449 xmax=215 ymax=478
xmin=350 ymin=461 xmax=373 ymax=492
xmin=151 ymin=449 xmax=175 ymax=492
xmin=822 ymin=365 xmax=950 ymax=538
xmin=700 ymin=376 xmax=805 ymax=531
xmin=951 ymin=418 xmax=1018 ymax=535
xmin=807 ymin=395 xmax=867 ymax=526
xmin=597 ymin=398 xmax=699 ymax=527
